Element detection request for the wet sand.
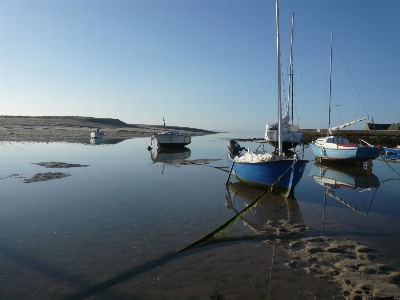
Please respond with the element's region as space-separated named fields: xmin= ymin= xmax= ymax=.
xmin=0 ymin=116 xmax=217 ymax=141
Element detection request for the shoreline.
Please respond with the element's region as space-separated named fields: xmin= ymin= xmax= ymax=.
xmin=0 ymin=116 xmax=218 ymax=141
xmin=1 ymin=116 xmax=399 ymax=146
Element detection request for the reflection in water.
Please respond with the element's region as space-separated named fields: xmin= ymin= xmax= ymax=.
xmin=310 ymin=161 xmax=380 ymax=190
xmin=382 ymin=154 xmax=400 ymax=163
xmin=150 ymin=147 xmax=191 ymax=163
xmin=150 ymin=147 xmax=191 ymax=175
xmin=225 ymin=182 xmax=307 ymax=239
xmin=310 ymin=161 xmax=380 ymax=232
xmin=90 ymin=136 xmax=104 ymax=145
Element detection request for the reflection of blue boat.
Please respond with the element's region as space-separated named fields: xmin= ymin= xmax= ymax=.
xmin=226 ymin=1 xmax=307 ymax=196
xmin=226 ymin=182 xmax=306 ymax=237
xmin=383 ymin=146 xmax=400 ymax=156
xmin=310 ymin=161 xmax=380 ymax=189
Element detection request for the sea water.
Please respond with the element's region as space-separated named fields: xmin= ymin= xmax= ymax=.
xmin=0 ymin=132 xmax=399 ymax=299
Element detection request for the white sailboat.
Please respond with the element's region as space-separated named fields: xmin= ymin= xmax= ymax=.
xmin=309 ymin=33 xmax=382 ymax=163
xmin=265 ymin=12 xmax=302 ymax=150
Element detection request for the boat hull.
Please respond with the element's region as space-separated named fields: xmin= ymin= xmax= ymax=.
xmin=383 ymin=147 xmax=400 ymax=155
xmin=90 ymin=132 xmax=104 ymax=139
xmin=227 ymin=154 xmax=307 ymax=196
xmin=310 ymin=141 xmax=382 ymax=163
xmin=265 ymin=129 xmax=302 ymax=149
xmin=151 ymin=135 xmax=191 ymax=149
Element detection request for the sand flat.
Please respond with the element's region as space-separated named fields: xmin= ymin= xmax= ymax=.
xmin=0 ymin=116 xmax=216 ymax=140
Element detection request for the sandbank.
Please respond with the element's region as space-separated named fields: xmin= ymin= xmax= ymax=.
xmin=0 ymin=116 xmax=217 ymax=142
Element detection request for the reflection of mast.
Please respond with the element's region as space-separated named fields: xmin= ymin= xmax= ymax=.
xmin=321 ymin=183 xmax=378 ymax=234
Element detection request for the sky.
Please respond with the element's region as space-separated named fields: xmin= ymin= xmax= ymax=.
xmin=1 ymin=0 xmax=399 ymax=131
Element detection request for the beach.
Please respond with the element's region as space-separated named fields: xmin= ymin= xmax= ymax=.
xmin=0 ymin=116 xmax=217 ymax=141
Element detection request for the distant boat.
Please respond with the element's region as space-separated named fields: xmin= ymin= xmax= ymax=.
xmin=227 ymin=0 xmax=308 ymax=197
xmin=90 ymin=128 xmax=105 ymax=139
xmin=309 ymin=33 xmax=381 ymax=163
xmin=265 ymin=12 xmax=302 ymax=150
xmin=151 ymin=119 xmax=191 ymax=149
xmin=383 ymin=146 xmax=400 ymax=156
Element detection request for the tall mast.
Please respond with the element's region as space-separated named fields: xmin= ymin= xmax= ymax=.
xmin=289 ymin=13 xmax=294 ymax=125
xmin=328 ymin=33 xmax=333 ymax=133
xmin=276 ymin=0 xmax=282 ymax=155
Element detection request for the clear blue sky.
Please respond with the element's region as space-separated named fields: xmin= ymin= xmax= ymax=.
xmin=1 ymin=0 xmax=399 ymax=131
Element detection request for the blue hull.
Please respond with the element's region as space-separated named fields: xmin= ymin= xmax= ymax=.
xmin=383 ymin=147 xmax=400 ymax=156
xmin=310 ymin=142 xmax=382 ymax=162
xmin=227 ymin=154 xmax=308 ymax=194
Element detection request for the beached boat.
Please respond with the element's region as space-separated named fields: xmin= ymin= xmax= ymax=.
xmin=151 ymin=119 xmax=191 ymax=149
xmin=227 ymin=0 xmax=308 ymax=197
xmin=265 ymin=13 xmax=302 ymax=150
xmin=309 ymin=33 xmax=381 ymax=163
xmin=90 ymin=128 xmax=105 ymax=139
xmin=383 ymin=146 xmax=400 ymax=156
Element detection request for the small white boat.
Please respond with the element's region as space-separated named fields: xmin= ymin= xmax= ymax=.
xmin=151 ymin=119 xmax=191 ymax=149
xmin=90 ymin=128 xmax=105 ymax=139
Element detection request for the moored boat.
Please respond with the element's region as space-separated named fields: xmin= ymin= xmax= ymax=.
xmin=265 ymin=13 xmax=302 ymax=150
xmin=383 ymin=146 xmax=400 ymax=156
xmin=309 ymin=33 xmax=381 ymax=163
xmin=227 ymin=0 xmax=308 ymax=197
xmin=151 ymin=119 xmax=191 ymax=149
xmin=90 ymin=128 xmax=105 ymax=139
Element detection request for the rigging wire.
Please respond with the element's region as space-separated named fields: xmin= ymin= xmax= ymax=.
xmin=333 ymin=35 xmax=370 ymax=118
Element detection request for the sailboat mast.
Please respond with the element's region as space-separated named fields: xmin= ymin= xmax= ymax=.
xmin=276 ymin=0 xmax=283 ymax=155
xmin=328 ymin=33 xmax=333 ymax=132
xmin=290 ymin=13 xmax=294 ymax=125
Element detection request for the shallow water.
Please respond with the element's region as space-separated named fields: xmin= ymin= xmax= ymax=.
xmin=1 ymin=132 xmax=399 ymax=299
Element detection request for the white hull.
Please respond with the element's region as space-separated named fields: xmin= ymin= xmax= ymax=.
xmin=265 ymin=124 xmax=302 ymax=148
xmin=151 ymin=129 xmax=191 ymax=148
xmin=90 ymin=131 xmax=105 ymax=139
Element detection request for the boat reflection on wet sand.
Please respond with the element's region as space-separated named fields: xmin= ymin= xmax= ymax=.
xmin=225 ymin=182 xmax=308 ymax=239
xmin=310 ymin=160 xmax=380 ymax=190
xmin=310 ymin=161 xmax=380 ymax=231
